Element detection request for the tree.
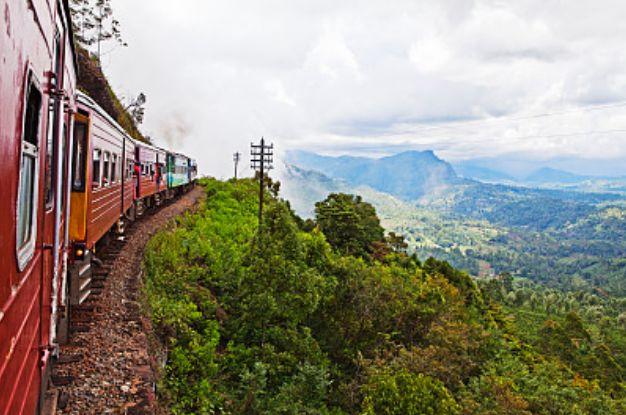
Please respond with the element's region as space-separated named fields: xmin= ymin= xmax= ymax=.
xmin=94 ymin=0 xmax=127 ymax=59
xmin=314 ymin=193 xmax=384 ymax=258
xmin=124 ymin=92 xmax=147 ymax=125
xmin=69 ymin=0 xmax=127 ymax=59
xmin=69 ymin=0 xmax=96 ymax=46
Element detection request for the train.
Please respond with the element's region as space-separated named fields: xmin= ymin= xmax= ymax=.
xmin=0 ymin=1 xmax=197 ymax=414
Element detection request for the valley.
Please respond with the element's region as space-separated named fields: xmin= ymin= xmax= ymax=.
xmin=280 ymin=151 xmax=626 ymax=295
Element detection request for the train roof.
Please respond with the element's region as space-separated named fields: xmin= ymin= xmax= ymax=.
xmin=77 ymin=92 xmax=135 ymax=144
xmin=76 ymin=92 xmax=195 ymax=164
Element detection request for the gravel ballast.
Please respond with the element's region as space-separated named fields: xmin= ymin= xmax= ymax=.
xmin=52 ymin=187 xmax=204 ymax=415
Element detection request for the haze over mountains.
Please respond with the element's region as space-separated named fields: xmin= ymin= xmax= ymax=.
xmin=287 ymin=149 xmax=626 ymax=197
xmin=281 ymin=149 xmax=626 ymax=294
xmin=287 ymin=150 xmax=463 ymax=200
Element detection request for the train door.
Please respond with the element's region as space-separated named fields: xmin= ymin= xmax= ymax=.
xmin=156 ymin=153 xmax=163 ymax=192
xmin=68 ymin=112 xmax=91 ymax=308
xmin=134 ymin=147 xmax=141 ymax=197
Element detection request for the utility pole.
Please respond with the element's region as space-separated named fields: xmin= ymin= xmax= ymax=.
xmin=250 ymin=137 xmax=274 ymax=226
xmin=233 ymin=152 xmax=241 ymax=179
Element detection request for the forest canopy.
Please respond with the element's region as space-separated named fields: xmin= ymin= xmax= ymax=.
xmin=144 ymin=178 xmax=625 ymax=414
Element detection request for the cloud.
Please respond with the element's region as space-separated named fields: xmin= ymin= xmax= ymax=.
xmin=104 ymin=0 xmax=626 ymax=176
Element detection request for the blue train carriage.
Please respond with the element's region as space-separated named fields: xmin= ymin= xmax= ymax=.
xmin=166 ymin=151 xmax=190 ymax=198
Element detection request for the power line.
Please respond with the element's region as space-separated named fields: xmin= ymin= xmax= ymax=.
xmin=251 ymin=137 xmax=274 ymax=227
xmin=233 ymin=152 xmax=241 ymax=179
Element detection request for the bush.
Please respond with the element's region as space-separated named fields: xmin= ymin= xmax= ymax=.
xmin=361 ymin=370 xmax=460 ymax=415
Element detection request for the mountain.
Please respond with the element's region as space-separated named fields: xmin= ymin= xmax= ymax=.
xmin=286 ymin=150 xmax=463 ymax=200
xmin=283 ymin=150 xmax=623 ymax=236
xmin=280 ymin=163 xmax=412 ymax=218
xmin=525 ymin=167 xmax=589 ymax=184
xmin=453 ymin=162 xmax=516 ymax=183
xmin=451 ymin=155 xmax=626 ymax=178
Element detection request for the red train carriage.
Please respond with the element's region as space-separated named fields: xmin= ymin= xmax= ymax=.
xmin=135 ymin=142 xmax=167 ymax=208
xmin=68 ymin=93 xmax=136 ymax=305
xmin=0 ymin=0 xmax=77 ymax=414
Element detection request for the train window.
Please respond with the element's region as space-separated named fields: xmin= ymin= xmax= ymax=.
xmin=16 ymin=78 xmax=43 ymax=270
xmin=92 ymin=149 xmax=101 ymax=187
xmin=72 ymin=121 xmax=87 ymax=191
xmin=111 ymin=154 xmax=118 ymax=183
xmin=103 ymin=151 xmax=110 ymax=186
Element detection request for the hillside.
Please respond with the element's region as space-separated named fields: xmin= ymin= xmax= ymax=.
xmin=76 ymin=46 xmax=149 ymax=143
xmin=280 ymin=162 xmax=626 ymax=295
xmin=144 ymin=178 xmax=626 ymax=414
xmin=287 ymin=150 xmax=463 ymax=200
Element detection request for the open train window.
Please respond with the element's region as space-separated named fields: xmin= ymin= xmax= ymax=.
xmin=111 ymin=154 xmax=118 ymax=183
xmin=72 ymin=120 xmax=87 ymax=191
xmin=103 ymin=151 xmax=110 ymax=186
xmin=92 ymin=149 xmax=101 ymax=187
xmin=16 ymin=75 xmax=43 ymax=271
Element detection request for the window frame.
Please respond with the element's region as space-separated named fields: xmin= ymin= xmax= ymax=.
xmin=71 ymin=118 xmax=88 ymax=192
xmin=92 ymin=148 xmax=102 ymax=188
xmin=16 ymin=71 xmax=43 ymax=271
xmin=102 ymin=151 xmax=110 ymax=186
xmin=111 ymin=153 xmax=118 ymax=183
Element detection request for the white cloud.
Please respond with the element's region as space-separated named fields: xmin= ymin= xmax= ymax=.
xmin=103 ymin=0 xmax=626 ymax=176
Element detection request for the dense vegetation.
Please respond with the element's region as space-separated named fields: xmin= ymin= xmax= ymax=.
xmin=144 ymin=179 xmax=625 ymax=414
xmin=402 ymin=203 xmax=626 ymax=296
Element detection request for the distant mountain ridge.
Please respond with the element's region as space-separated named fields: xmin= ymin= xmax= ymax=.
xmin=525 ymin=167 xmax=590 ymax=184
xmin=286 ymin=150 xmax=465 ymax=200
xmin=453 ymin=162 xmax=516 ymax=183
xmin=283 ymin=150 xmax=621 ymax=232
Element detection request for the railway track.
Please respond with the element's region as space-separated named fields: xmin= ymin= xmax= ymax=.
xmin=44 ymin=186 xmax=204 ymax=415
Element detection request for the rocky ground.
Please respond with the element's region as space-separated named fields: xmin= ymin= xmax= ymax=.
xmin=49 ymin=186 xmax=204 ymax=415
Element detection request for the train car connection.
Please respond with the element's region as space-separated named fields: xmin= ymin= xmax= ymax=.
xmin=0 ymin=0 xmax=77 ymax=413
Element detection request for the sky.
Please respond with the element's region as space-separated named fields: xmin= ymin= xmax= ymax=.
xmin=102 ymin=0 xmax=626 ymax=177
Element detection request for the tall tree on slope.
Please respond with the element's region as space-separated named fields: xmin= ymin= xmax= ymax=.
xmin=69 ymin=0 xmax=127 ymax=60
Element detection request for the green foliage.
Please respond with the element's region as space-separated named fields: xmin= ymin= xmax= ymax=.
xmin=315 ymin=193 xmax=384 ymax=258
xmin=361 ymin=370 xmax=460 ymax=415
xmin=144 ymin=178 xmax=626 ymax=415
